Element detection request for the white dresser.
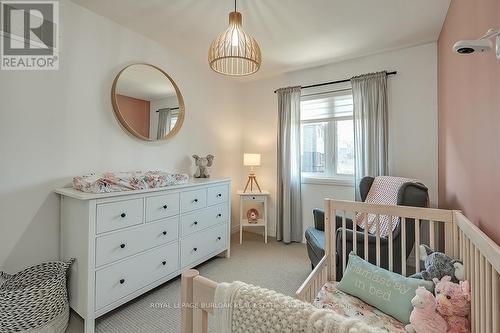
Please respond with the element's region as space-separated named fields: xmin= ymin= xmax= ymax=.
xmin=56 ymin=178 xmax=231 ymax=333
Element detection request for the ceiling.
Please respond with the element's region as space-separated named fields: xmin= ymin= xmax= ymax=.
xmin=73 ymin=0 xmax=451 ymax=79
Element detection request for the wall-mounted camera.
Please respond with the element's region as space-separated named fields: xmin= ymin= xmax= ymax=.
xmin=453 ymin=28 xmax=500 ymax=60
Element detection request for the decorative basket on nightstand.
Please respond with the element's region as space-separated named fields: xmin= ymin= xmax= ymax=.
xmin=0 ymin=259 xmax=74 ymax=333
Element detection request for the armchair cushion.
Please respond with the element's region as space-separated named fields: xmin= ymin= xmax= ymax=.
xmin=312 ymin=208 xmax=325 ymax=231
xmin=306 ymin=215 xmax=355 ymax=267
xmin=305 ymin=226 xmax=325 ymax=267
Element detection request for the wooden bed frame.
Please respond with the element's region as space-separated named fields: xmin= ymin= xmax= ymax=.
xmin=181 ymin=200 xmax=500 ymax=333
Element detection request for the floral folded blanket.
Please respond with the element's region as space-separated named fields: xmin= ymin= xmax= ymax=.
xmin=73 ymin=171 xmax=189 ymax=193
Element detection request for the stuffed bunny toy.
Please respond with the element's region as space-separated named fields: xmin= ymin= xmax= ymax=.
xmin=192 ymin=154 xmax=214 ymax=178
xmin=405 ymin=286 xmax=447 ymax=333
xmin=411 ymin=244 xmax=464 ymax=283
xmin=433 ymin=276 xmax=471 ymax=333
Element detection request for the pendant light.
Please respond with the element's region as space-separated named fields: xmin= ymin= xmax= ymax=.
xmin=208 ymin=0 xmax=261 ymax=76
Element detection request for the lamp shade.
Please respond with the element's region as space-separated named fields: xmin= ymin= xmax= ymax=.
xmin=243 ymin=153 xmax=261 ymax=166
xmin=208 ymin=11 xmax=261 ymax=76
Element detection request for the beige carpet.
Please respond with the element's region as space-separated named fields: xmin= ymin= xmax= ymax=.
xmin=66 ymin=232 xmax=310 ymax=333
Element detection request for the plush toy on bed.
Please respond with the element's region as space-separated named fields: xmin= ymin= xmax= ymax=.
xmin=405 ymin=286 xmax=447 ymax=333
xmin=433 ymin=276 xmax=471 ymax=333
xmin=410 ymin=244 xmax=464 ymax=283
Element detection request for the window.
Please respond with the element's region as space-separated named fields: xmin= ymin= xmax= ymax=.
xmin=300 ymin=90 xmax=354 ymax=180
xmin=169 ymin=110 xmax=179 ymax=131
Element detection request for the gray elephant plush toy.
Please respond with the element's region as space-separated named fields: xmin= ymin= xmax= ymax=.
xmin=192 ymin=154 xmax=214 ymax=178
xmin=410 ymin=244 xmax=464 ymax=283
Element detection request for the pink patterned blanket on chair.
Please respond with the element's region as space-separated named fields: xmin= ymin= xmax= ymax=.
xmin=355 ymin=176 xmax=416 ymax=237
xmin=73 ymin=171 xmax=189 ymax=193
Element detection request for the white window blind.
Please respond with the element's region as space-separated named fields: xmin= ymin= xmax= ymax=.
xmin=300 ymin=89 xmax=355 ymax=179
xmin=300 ymin=91 xmax=353 ymax=121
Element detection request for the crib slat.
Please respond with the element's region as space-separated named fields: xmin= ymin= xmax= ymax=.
xmin=480 ymin=255 xmax=485 ymax=333
xmin=415 ymin=219 xmax=420 ymax=273
xmin=429 ymin=220 xmax=435 ymax=250
xmin=364 ymin=213 xmax=368 ymax=261
xmin=453 ymin=222 xmax=459 ymax=259
xmin=352 ymin=212 xmax=357 ymax=256
xmin=466 ymin=238 xmax=471 ymax=282
xmin=375 ymin=214 xmax=380 ymax=267
xmin=470 ymin=243 xmax=475 ymax=332
xmin=388 ymin=215 xmax=393 ymax=272
xmin=485 ymin=262 xmax=492 ymax=333
xmin=474 ymin=246 xmax=480 ymax=333
xmin=459 ymin=229 xmax=464 ymax=261
xmin=401 ymin=217 xmax=406 ymax=276
xmin=331 ymin=207 xmax=336 ymax=281
xmin=479 ymin=255 xmax=487 ymax=333
xmin=342 ymin=211 xmax=347 ymax=274
xmin=492 ymin=270 xmax=498 ymax=333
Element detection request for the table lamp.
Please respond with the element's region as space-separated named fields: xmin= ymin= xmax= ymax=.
xmin=243 ymin=153 xmax=262 ymax=193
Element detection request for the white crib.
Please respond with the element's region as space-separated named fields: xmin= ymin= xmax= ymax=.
xmin=181 ymin=200 xmax=500 ymax=333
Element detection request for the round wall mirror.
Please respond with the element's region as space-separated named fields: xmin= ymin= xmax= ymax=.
xmin=112 ymin=63 xmax=185 ymax=141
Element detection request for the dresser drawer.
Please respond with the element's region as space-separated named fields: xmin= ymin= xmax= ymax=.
xmin=96 ymin=198 xmax=143 ymax=234
xmin=95 ymin=217 xmax=179 ymax=267
xmin=207 ymin=185 xmax=229 ymax=206
xmin=180 ymin=203 xmax=229 ymax=237
xmin=180 ymin=189 xmax=206 ymax=213
xmin=95 ymin=242 xmax=179 ymax=310
xmin=145 ymin=193 xmax=179 ymax=222
xmin=180 ymin=223 xmax=228 ymax=268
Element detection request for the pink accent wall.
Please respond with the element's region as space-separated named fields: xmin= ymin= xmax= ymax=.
xmin=116 ymin=94 xmax=150 ymax=138
xmin=438 ymin=0 xmax=500 ymax=245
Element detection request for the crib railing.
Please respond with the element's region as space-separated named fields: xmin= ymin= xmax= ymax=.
xmin=296 ymin=199 xmax=500 ymax=333
xmin=181 ymin=269 xmax=216 ymax=333
xmin=455 ymin=212 xmax=500 ymax=333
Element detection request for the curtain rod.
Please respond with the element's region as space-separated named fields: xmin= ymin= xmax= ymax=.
xmin=273 ymin=71 xmax=397 ymax=93
xmin=156 ymin=107 xmax=179 ymax=112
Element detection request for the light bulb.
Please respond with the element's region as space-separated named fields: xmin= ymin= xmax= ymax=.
xmin=231 ymin=29 xmax=239 ymax=46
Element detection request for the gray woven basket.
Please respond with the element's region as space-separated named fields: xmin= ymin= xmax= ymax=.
xmin=0 ymin=259 xmax=74 ymax=333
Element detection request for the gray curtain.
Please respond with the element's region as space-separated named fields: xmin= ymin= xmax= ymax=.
xmin=157 ymin=108 xmax=171 ymax=140
xmin=351 ymin=71 xmax=388 ymax=200
xmin=276 ymin=86 xmax=303 ymax=243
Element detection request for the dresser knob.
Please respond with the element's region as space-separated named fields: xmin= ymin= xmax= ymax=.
xmin=217 ymin=213 xmax=222 ymax=218
xmin=193 ymin=247 xmax=197 ymax=252
xmin=217 ymin=193 xmax=222 ymax=197
xmin=217 ymin=236 xmax=221 ymax=241
xmin=120 ymin=243 xmax=126 ymax=249
xmin=162 ymin=231 xmax=167 ymax=235
xmin=119 ymin=279 xmax=125 ymax=284
xmin=120 ymin=213 xmax=126 ymax=218
xmin=162 ymin=261 xmax=166 ymax=266
xmin=193 ymin=199 xmax=198 ymax=203
xmin=252 ymin=197 xmax=256 ymax=200
xmin=193 ymin=221 xmax=198 ymax=225
xmin=163 ymin=205 xmax=168 ymax=209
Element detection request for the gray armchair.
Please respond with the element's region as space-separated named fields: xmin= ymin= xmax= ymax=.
xmin=305 ymin=176 xmax=429 ymax=280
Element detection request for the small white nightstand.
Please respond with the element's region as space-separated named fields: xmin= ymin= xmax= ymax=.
xmin=237 ymin=190 xmax=270 ymax=243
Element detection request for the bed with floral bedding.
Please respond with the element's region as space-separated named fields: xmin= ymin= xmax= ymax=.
xmin=313 ymin=281 xmax=406 ymax=333
xmin=73 ymin=171 xmax=189 ymax=193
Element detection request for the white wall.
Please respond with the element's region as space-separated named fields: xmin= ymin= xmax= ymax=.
xmin=241 ymin=43 xmax=438 ymax=239
xmin=0 ymin=1 xmax=244 ymax=273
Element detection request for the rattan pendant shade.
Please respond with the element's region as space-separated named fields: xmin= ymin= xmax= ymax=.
xmin=208 ymin=11 xmax=261 ymax=76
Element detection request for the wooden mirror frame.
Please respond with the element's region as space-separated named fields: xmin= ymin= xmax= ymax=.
xmin=111 ymin=63 xmax=185 ymax=141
